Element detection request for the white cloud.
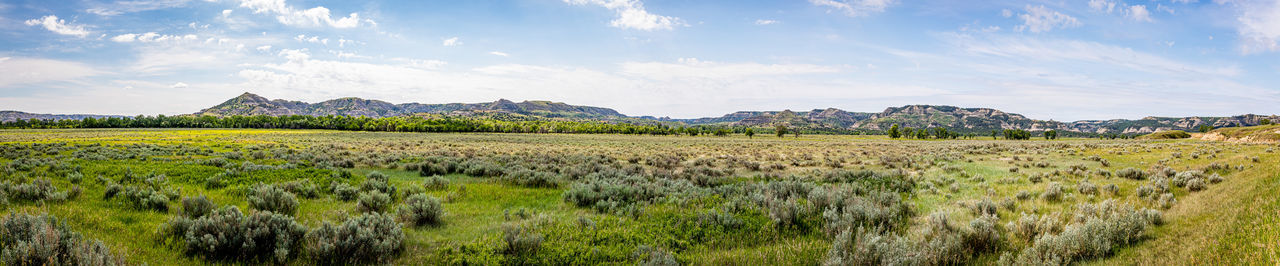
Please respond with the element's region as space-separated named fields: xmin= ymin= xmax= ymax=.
xmin=0 ymin=57 xmax=101 ymax=87
xmin=1001 ymin=9 xmax=1013 ymax=18
xmin=1014 ymin=5 xmax=1081 ymax=33
xmin=809 ymin=0 xmax=896 ymax=17
xmin=1088 ymin=0 xmax=1117 ymax=13
xmin=489 ymin=51 xmax=510 ymax=57
xmin=256 ymin=45 xmax=272 ymax=52
xmin=1126 ymin=5 xmax=1152 ymax=22
xmin=110 ymin=32 xmax=199 ymax=43
xmin=1233 ymin=0 xmax=1280 ymax=53
xmin=294 ymin=34 xmax=328 ymax=44
xmin=86 ymin=0 xmax=192 ymax=16
xmin=442 ymin=37 xmax=461 ymax=46
xmin=563 ymin=0 xmax=684 ymax=31
xmin=24 ymin=15 xmax=91 ymax=37
xmin=238 ymin=0 xmax=366 ymax=28
xmin=170 ymin=82 xmax=189 ymax=88
xmin=754 ymin=19 xmax=779 ymax=25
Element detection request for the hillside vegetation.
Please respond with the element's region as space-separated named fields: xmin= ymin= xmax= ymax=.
xmin=187 ymin=93 xmax=1280 ymax=135
xmin=1138 ymin=130 xmax=1192 ymax=140
xmin=1200 ymin=125 xmax=1280 ymax=143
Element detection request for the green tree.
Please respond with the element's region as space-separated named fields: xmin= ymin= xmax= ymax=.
xmin=775 ymin=124 xmax=788 ymax=138
xmin=1198 ymin=125 xmax=1214 ymax=133
xmin=1261 ymin=119 xmax=1274 ymax=125
xmin=888 ymin=124 xmax=901 ymax=139
xmin=745 ymin=128 xmax=755 ymax=139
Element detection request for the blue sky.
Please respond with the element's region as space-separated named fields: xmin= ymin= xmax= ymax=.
xmin=1 ymin=0 xmax=1278 ymax=120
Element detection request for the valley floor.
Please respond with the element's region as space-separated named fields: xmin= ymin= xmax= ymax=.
xmin=0 ymin=129 xmax=1276 ymax=265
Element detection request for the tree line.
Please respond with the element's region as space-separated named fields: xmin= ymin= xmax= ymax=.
xmin=0 ymin=115 xmax=704 ymax=135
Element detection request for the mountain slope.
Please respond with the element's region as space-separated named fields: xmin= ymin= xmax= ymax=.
xmin=0 ymin=111 xmax=125 ymax=123
xmin=195 ymin=92 xmax=625 ymax=119
xmin=69 ymin=92 xmax=1266 ymax=135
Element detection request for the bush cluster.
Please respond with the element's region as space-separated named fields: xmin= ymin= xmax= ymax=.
xmin=1003 ymin=201 xmax=1160 ymax=265
xmin=307 ymin=213 xmax=404 ymax=264
xmin=0 ymin=178 xmax=72 ymax=203
xmin=398 ymin=194 xmax=444 ymax=226
xmin=248 ymin=185 xmax=299 ymax=216
xmin=1 ymin=212 xmax=125 ymax=265
xmin=161 ymin=206 xmax=307 ymax=263
xmin=357 ymin=191 xmax=392 ymax=213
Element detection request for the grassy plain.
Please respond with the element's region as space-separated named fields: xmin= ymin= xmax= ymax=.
xmin=1 ymin=128 xmax=1276 ymax=265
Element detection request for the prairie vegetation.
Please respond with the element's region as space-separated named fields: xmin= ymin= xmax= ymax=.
xmin=0 ymin=129 xmax=1276 ymax=264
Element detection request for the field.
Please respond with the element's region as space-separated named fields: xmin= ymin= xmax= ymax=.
xmin=1 ymin=128 xmax=1278 ymax=265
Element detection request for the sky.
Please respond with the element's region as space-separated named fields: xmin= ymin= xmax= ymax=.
xmin=1 ymin=0 xmax=1279 ymax=121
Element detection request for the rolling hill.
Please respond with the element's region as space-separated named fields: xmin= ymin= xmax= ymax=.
xmin=0 ymin=111 xmax=125 ymax=123
xmin=196 ymin=92 xmax=625 ymax=119
xmin=8 ymin=92 xmax=1277 ymax=135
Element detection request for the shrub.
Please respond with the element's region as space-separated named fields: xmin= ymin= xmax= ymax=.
xmin=248 ymin=185 xmax=299 ymax=216
xmin=1027 ymin=173 xmax=1042 ymax=183
xmin=357 ymin=191 xmax=392 ymax=213
xmin=1157 ymin=193 xmax=1176 ymax=209
xmin=1186 ymin=178 xmax=1206 ymax=192
xmin=1 ymin=212 xmax=125 ymax=265
xmin=1116 ymin=168 xmax=1147 ymax=180
xmin=1041 ymin=183 xmax=1064 ymax=202
xmin=306 ymin=213 xmax=404 ymax=264
xmin=1009 ymin=213 xmax=1041 ymax=241
xmin=182 ymin=196 xmax=216 ymax=218
xmin=397 ymin=194 xmax=443 ymax=226
xmin=103 ymin=183 xmax=123 ymax=199
xmin=361 ymin=172 xmax=396 ymax=196
xmin=970 ymin=198 xmax=998 ymax=217
xmin=3 ymin=178 xmax=69 ymax=203
xmin=331 ymin=182 xmax=358 ymax=201
xmin=278 ymin=180 xmax=319 ymax=199
xmin=66 ymin=171 xmax=84 ymax=184
xmin=1015 ymin=190 xmax=1032 ymax=201
xmin=1103 ymin=184 xmax=1119 ymax=195
xmin=423 ymin=175 xmax=449 ymax=190
xmin=1208 ymin=173 xmax=1224 ymax=184
xmin=1008 ymin=202 xmax=1157 ymax=265
xmin=967 ymin=214 xmax=1004 ymax=252
xmin=161 ymin=206 xmax=307 ymax=263
xmin=1136 ymin=185 xmax=1154 ymax=198
xmin=634 ymin=245 xmax=678 ymax=266
xmin=119 ymin=186 xmax=172 ymax=212
xmin=502 ymin=223 xmax=543 ymax=257
xmin=1076 ymin=180 xmax=1098 ymax=195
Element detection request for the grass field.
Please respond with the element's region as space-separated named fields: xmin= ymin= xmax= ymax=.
xmin=1 ymin=128 xmax=1277 ymax=265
